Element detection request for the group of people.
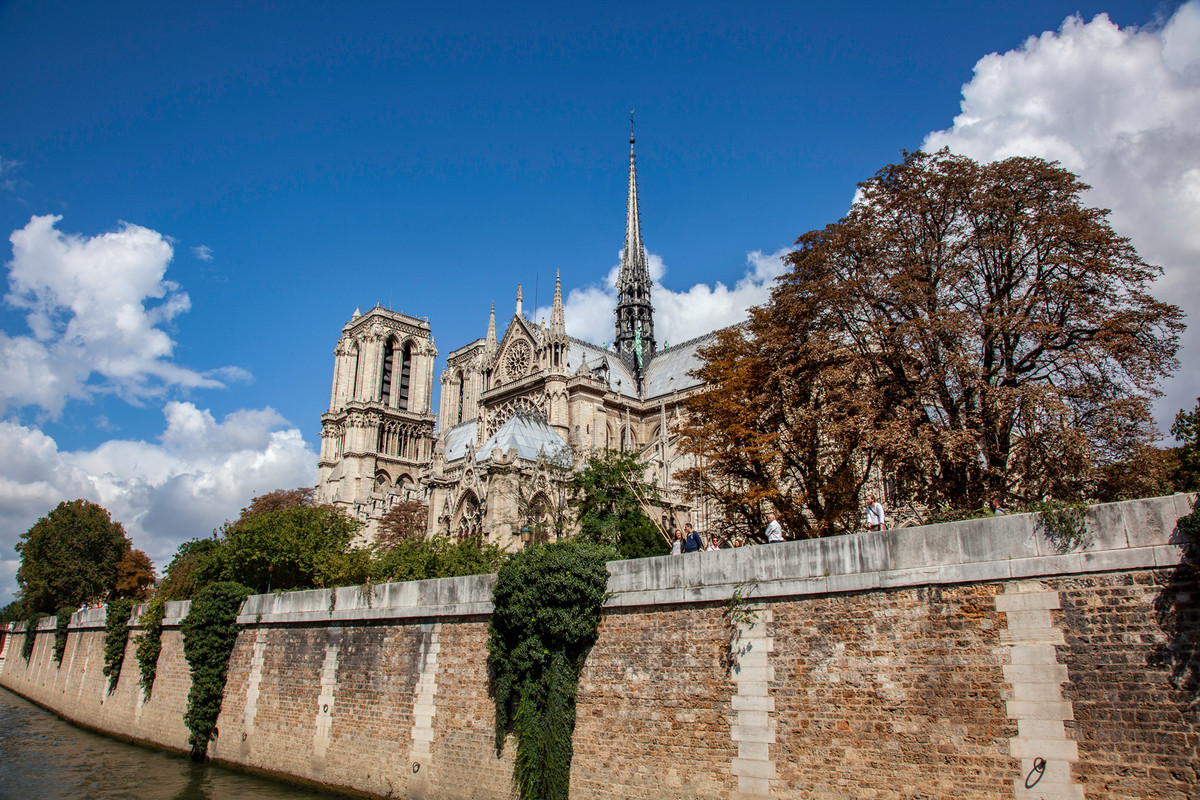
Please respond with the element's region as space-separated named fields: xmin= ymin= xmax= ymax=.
xmin=670 ymin=493 xmax=893 ymax=553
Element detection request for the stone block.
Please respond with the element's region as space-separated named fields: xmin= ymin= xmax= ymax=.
xmin=1009 ymin=738 xmax=1078 ymax=761
xmin=1006 ymin=700 xmax=1074 ymax=720
xmin=996 ymin=592 xmax=1060 ymax=613
xmin=731 ymin=757 xmax=776 ymax=779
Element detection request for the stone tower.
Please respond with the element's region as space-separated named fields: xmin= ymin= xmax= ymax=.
xmin=316 ymin=305 xmax=438 ymax=530
xmin=613 ymin=122 xmax=656 ymax=385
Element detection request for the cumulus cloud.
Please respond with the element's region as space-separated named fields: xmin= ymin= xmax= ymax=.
xmin=1 ymin=215 xmax=237 ymax=418
xmin=533 ymin=247 xmax=790 ymax=348
xmin=192 ymin=244 xmax=214 ymax=261
xmin=0 ymin=402 xmax=317 ymax=604
xmin=923 ymin=1 xmax=1200 ymax=431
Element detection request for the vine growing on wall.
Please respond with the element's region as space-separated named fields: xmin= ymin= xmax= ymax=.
xmin=53 ymin=605 xmax=74 ymax=664
xmin=488 ymin=541 xmax=612 ymax=800
xmin=21 ymin=614 xmax=42 ymax=661
xmin=102 ymin=598 xmax=136 ymax=690
xmin=135 ymin=594 xmax=167 ymax=698
xmin=181 ymin=582 xmax=251 ymax=760
xmin=1034 ymin=500 xmax=1091 ymax=553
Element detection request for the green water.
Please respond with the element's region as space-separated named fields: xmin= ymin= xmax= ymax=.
xmin=0 ymin=687 xmax=341 ymax=800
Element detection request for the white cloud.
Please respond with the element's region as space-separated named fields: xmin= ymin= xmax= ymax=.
xmin=192 ymin=244 xmax=214 ymax=261
xmin=0 ymin=402 xmax=317 ymax=605
xmin=0 ymin=155 xmax=20 ymax=193
xmin=534 ymin=247 xmax=790 ymax=348
xmin=923 ymin=1 xmax=1200 ymax=432
xmin=2 ymin=215 xmax=237 ymax=418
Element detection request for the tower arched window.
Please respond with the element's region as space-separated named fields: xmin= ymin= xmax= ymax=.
xmin=398 ymin=342 xmax=412 ymax=410
xmin=380 ymin=339 xmax=395 ymax=403
xmin=456 ymin=372 xmax=465 ymax=424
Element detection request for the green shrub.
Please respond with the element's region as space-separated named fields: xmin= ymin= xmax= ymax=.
xmin=181 ymin=582 xmax=251 ymax=759
xmin=101 ymin=598 xmax=136 ymax=689
xmin=135 ymin=594 xmax=168 ymax=698
xmin=53 ymin=605 xmax=74 ymax=664
xmin=488 ymin=541 xmax=613 ymax=800
xmin=370 ymin=535 xmax=508 ymax=584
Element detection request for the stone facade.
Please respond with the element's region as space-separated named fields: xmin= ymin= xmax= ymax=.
xmin=316 ymin=307 xmax=439 ymax=537
xmin=317 ymin=134 xmax=716 ymax=546
xmin=3 ymin=494 xmax=1197 ymax=800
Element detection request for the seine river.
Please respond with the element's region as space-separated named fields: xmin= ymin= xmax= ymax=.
xmin=0 ymin=687 xmax=338 ymax=800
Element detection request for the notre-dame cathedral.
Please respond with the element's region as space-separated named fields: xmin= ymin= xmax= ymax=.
xmin=316 ymin=132 xmax=714 ymax=549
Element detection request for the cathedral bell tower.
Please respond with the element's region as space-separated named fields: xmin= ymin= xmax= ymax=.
xmin=614 ymin=120 xmax=656 ymax=382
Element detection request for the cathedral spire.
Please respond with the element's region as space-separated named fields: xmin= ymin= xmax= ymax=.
xmin=516 ymin=283 xmax=523 ymax=317
xmin=550 ymin=270 xmax=566 ymax=337
xmin=487 ymin=302 xmax=496 ymax=344
xmin=614 ymin=117 xmax=656 ymax=379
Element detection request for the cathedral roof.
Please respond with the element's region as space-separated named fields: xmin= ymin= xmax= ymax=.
xmin=443 ymin=420 xmax=477 ymax=462
xmin=477 ymin=414 xmax=569 ymax=463
xmin=642 ymin=332 xmax=716 ymax=398
xmin=564 ymin=337 xmax=640 ymax=398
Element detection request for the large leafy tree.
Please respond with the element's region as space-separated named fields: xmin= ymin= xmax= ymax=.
xmin=16 ymin=499 xmax=132 ymax=613
xmin=685 ymin=151 xmax=1183 ymax=518
xmin=572 ymin=451 xmax=668 ymax=559
xmin=215 ymin=505 xmax=363 ymax=593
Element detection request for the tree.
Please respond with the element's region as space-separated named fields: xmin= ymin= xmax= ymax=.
xmin=679 ymin=316 xmax=874 ymax=541
xmin=1171 ymin=398 xmax=1200 ymax=492
xmin=376 ymin=500 xmax=429 ymax=548
xmin=16 ymin=499 xmax=132 ymax=613
xmin=572 ymin=451 xmax=669 ymax=559
xmin=113 ymin=549 xmax=157 ymax=600
xmin=158 ymin=538 xmax=226 ymax=601
xmin=232 ymin=487 xmax=316 ymax=526
xmin=685 ymin=151 xmax=1183 ymax=518
xmin=215 ymin=505 xmax=363 ymax=593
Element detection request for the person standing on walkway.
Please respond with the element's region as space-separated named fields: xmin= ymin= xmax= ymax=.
xmin=865 ymin=494 xmax=886 ymax=531
xmin=765 ymin=512 xmax=784 ymax=543
xmin=670 ymin=529 xmax=684 ymax=555
xmin=683 ymin=522 xmax=703 ymax=553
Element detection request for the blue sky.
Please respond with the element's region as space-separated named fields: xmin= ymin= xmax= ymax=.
xmin=2 ymin=1 xmax=1198 ymax=604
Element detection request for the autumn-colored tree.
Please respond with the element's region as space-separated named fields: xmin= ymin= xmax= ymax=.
xmin=684 ymin=150 xmax=1183 ymax=521
xmin=376 ymin=500 xmax=430 ymax=548
xmin=113 ymin=549 xmax=157 ymax=600
xmin=232 ymin=487 xmax=316 ymax=526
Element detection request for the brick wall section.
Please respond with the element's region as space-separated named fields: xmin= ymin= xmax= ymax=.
xmin=770 ymin=583 xmax=1015 ymax=799
xmin=423 ymin=618 xmax=517 ymax=800
xmin=571 ymin=605 xmax=737 ymax=800
xmin=0 ymin=615 xmax=192 ymax=753
xmin=1053 ymin=569 xmax=1200 ymax=799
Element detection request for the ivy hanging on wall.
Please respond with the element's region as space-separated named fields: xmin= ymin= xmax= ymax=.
xmin=135 ymin=594 xmax=168 ymax=698
xmin=488 ymin=541 xmax=612 ymax=800
xmin=102 ymin=599 xmax=136 ymax=690
xmin=181 ymin=582 xmax=251 ymax=760
xmin=54 ymin=606 xmax=74 ymax=664
xmin=21 ymin=615 xmax=42 ymax=661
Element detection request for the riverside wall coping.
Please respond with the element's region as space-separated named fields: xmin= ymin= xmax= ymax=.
xmin=13 ymin=493 xmax=1191 ymax=632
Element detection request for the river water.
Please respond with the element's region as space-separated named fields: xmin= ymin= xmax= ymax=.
xmin=0 ymin=687 xmax=338 ymax=800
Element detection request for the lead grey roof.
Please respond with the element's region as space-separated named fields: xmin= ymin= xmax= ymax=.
xmin=443 ymin=420 xmax=477 ymax=462
xmin=643 ymin=332 xmax=716 ymax=399
xmin=564 ymin=337 xmax=641 ymax=398
xmin=477 ymin=414 xmax=570 ymax=463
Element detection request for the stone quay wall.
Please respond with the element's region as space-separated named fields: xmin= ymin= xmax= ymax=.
xmin=2 ymin=494 xmax=1197 ymax=800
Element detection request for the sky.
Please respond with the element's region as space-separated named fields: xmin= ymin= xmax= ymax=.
xmin=2 ymin=0 xmax=1197 ymax=605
